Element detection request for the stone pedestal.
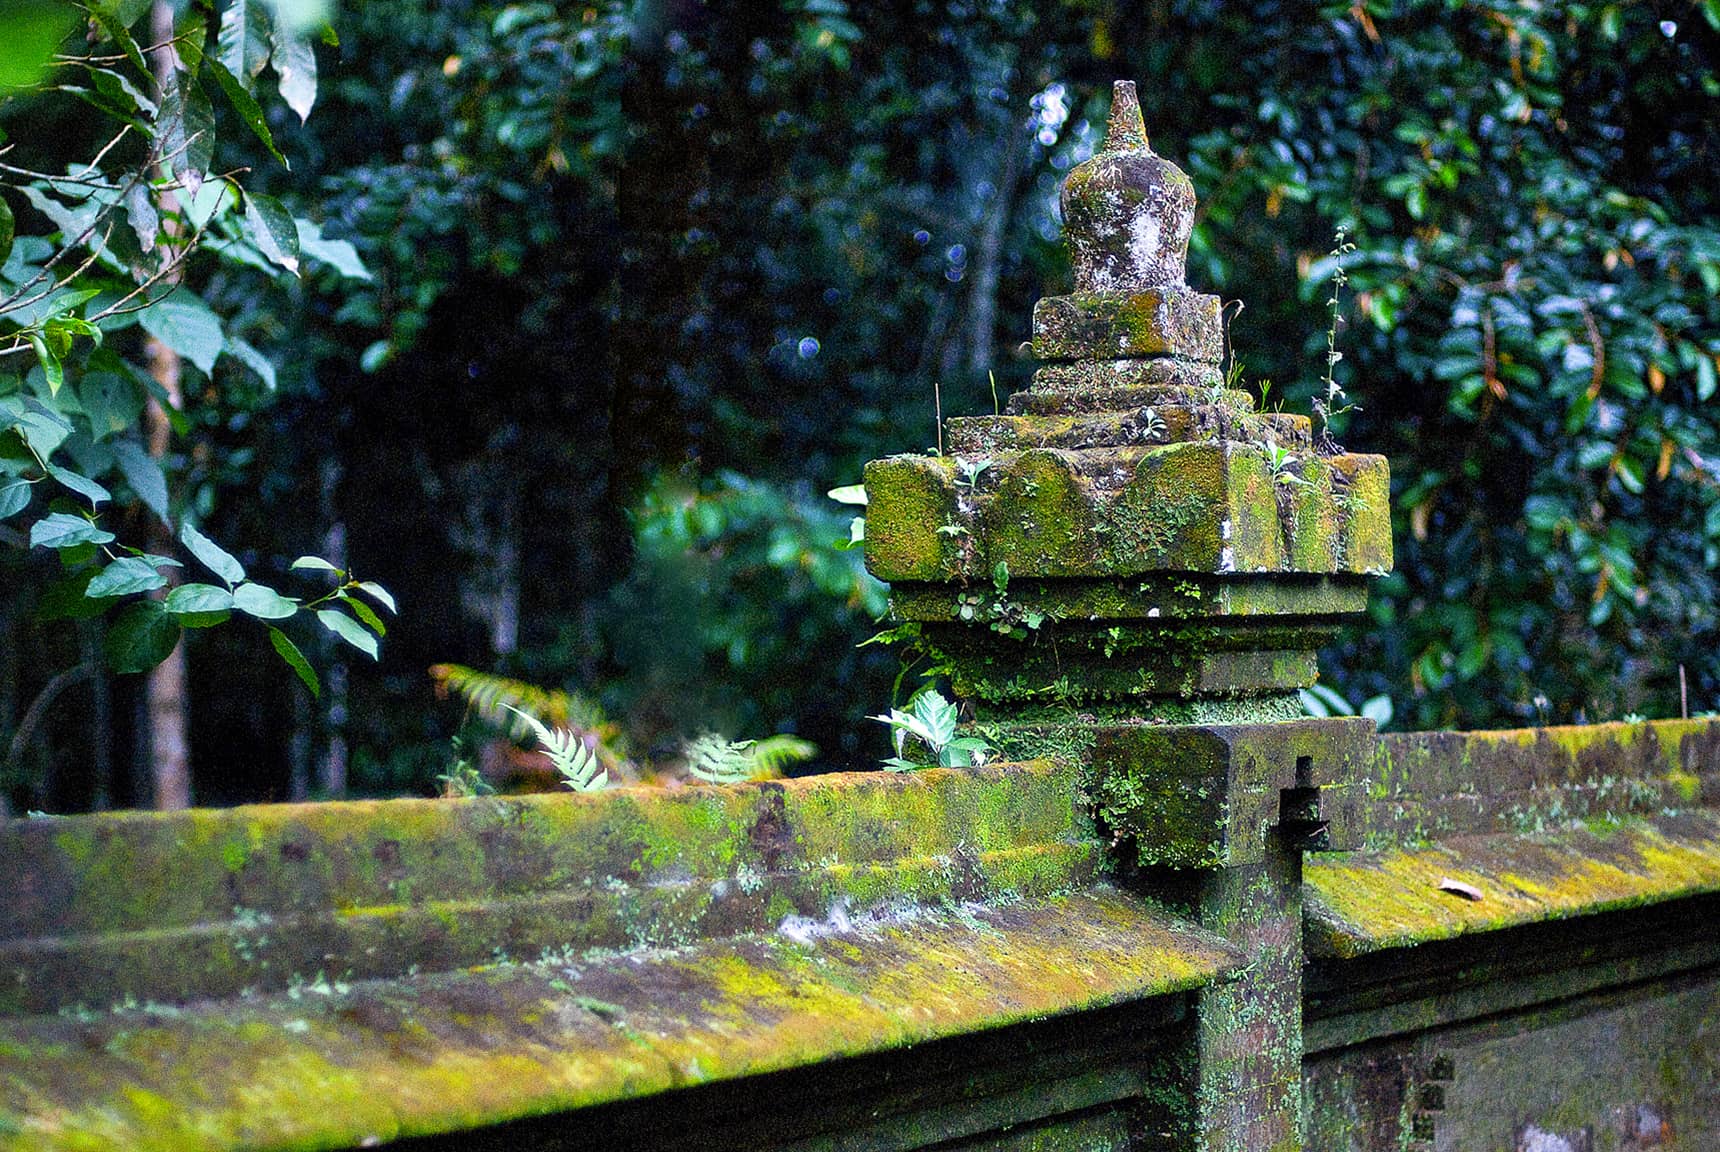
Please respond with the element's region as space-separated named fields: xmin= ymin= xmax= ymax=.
xmin=862 ymin=80 xmax=1395 ymax=1152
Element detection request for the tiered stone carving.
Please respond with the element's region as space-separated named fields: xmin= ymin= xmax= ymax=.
xmin=863 ymin=81 xmax=1392 ymax=734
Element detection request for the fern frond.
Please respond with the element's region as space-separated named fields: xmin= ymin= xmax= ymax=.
xmin=430 ymin=663 xmax=633 ymax=773
xmin=746 ymin=734 xmax=817 ymax=775
xmin=684 ymin=733 xmax=755 ymax=784
xmin=504 ymin=704 xmax=608 ymax=792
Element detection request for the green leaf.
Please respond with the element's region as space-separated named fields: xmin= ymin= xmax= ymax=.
xmin=0 ymin=2 xmax=76 ymax=88
xmin=288 ymin=555 xmax=341 ymax=573
xmin=45 ymin=464 xmax=111 ymax=508
xmin=159 ymin=72 xmax=216 ymax=195
xmin=826 ymin=484 xmax=867 ymax=505
xmin=89 ymin=1 xmax=149 ymax=76
xmin=111 ymin=439 xmax=169 ymax=520
xmin=137 ymin=293 xmax=223 ymax=375
xmin=0 ymin=478 xmax=30 ymax=519
xmin=352 ymin=580 xmax=396 ymax=613
xmin=80 ymin=371 xmax=144 ymax=442
xmin=340 ymin=593 xmax=386 ymax=637
xmin=207 ymin=58 xmax=289 ymax=169
xmin=179 ymin=522 xmax=245 ymax=584
xmin=317 ymin=608 xmax=378 ymax=659
xmin=175 ymin=9 xmax=207 ymax=74
xmin=87 ymin=556 xmax=171 ymax=597
xmin=105 ymin=601 xmax=182 ymax=674
xmin=226 ymin=337 xmax=276 ymax=390
xmin=26 ymin=332 xmax=62 ymax=396
xmin=233 ymin=581 xmax=298 ymax=619
xmin=217 ymin=0 xmax=272 ymax=80
xmin=0 ymin=194 xmax=13 ymax=268
xmin=268 ymin=626 xmax=319 ymax=697
xmin=269 ymin=24 xmax=317 ymax=122
xmin=164 ymin=582 xmax=235 ymax=614
xmin=241 ymin=190 xmax=300 ymax=272
xmin=295 ymin=218 xmax=370 ymax=280
xmin=37 ymin=570 xmax=116 ymax=622
xmin=1698 ymin=355 xmax=1717 ymax=403
xmin=30 ymin=513 xmax=114 ymax=549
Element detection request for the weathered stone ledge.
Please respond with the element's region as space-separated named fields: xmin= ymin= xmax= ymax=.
xmin=0 ymin=889 xmax=1240 ymax=1152
xmin=1305 ymin=808 xmax=1720 ymax=958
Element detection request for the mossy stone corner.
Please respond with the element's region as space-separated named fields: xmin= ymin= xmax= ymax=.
xmin=862 ymin=78 xmax=1393 ymax=723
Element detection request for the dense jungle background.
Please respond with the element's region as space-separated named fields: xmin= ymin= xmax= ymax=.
xmin=3 ymin=0 xmax=1718 ymax=811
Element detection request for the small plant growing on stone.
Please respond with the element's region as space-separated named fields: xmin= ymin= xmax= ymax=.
xmin=682 ymin=732 xmax=817 ymax=784
xmin=1140 ymin=408 xmax=1167 ymax=441
xmin=828 ymin=483 xmax=867 ymax=552
xmin=871 ymin=688 xmax=992 ymax=771
xmin=504 ymin=705 xmax=607 ymax=792
xmin=1313 ymin=224 xmax=1360 ymax=447
xmin=436 ymin=736 xmax=494 ymax=798
xmin=955 ymin=457 xmax=994 ymax=492
xmin=1259 ymin=442 xmax=1310 ymax=488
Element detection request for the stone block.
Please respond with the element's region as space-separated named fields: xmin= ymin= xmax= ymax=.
xmin=1031 ymin=289 xmax=1223 ymax=363
xmin=1089 ymin=717 xmax=1377 ymax=868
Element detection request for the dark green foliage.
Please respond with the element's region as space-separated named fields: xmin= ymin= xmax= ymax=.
xmin=7 ymin=0 xmax=1717 ymax=808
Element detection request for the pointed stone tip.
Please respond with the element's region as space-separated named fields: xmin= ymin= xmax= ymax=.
xmin=1105 ymin=80 xmax=1149 ymax=152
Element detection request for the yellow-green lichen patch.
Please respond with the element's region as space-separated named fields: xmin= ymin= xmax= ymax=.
xmin=862 ymin=454 xmax=960 ymax=582
xmin=0 ymin=889 xmax=1238 ymax=1152
xmin=1222 ymin=446 xmax=1287 ymax=571
xmin=1329 ymin=453 xmax=1393 ymax=575
xmin=1305 ymin=809 xmax=1720 ymax=958
xmin=982 ymin=450 xmax=1098 ymax=574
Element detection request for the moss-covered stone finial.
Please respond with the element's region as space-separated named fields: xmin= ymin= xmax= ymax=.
xmin=1104 ymin=78 xmax=1148 ymax=151
xmin=1061 ymin=79 xmax=1196 ymax=294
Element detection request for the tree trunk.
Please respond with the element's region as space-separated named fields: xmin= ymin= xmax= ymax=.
xmin=143 ymin=0 xmax=191 ymax=811
xmin=317 ymin=456 xmax=349 ymax=798
xmin=966 ymin=105 xmax=1028 ymax=378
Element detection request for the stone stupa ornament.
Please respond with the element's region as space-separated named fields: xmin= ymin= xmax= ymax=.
xmin=863 ymin=80 xmax=1393 ymax=765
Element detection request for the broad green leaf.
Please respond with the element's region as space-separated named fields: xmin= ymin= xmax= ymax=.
xmin=233 ymin=581 xmax=298 ymax=619
xmin=340 ymin=593 xmax=386 ymax=637
xmin=26 ymin=333 xmax=62 ymax=395
xmin=226 ymin=337 xmax=276 ymax=390
xmin=137 ymin=293 xmax=223 ymax=375
xmin=0 ymin=478 xmax=30 ymax=519
xmin=87 ymin=556 xmax=171 ymax=597
xmin=0 ymin=2 xmax=75 ymax=88
xmin=45 ymin=463 xmax=111 ymax=508
xmin=217 ymin=0 xmax=272 ymax=79
xmin=165 ymin=582 xmax=235 ymax=614
xmin=105 ymin=601 xmax=182 ymax=674
xmin=80 ymin=372 xmax=144 ymax=442
xmin=269 ymin=626 xmax=319 ymax=697
xmin=159 ymin=71 xmax=216 ymax=196
xmin=295 ymin=218 xmax=370 ymax=279
xmin=0 ymin=195 xmax=12 ymax=268
xmin=289 ymin=555 xmax=341 ymax=572
xmin=208 ymin=58 xmax=289 ymax=169
xmin=241 ymin=190 xmax=300 ymax=271
xmin=175 ymin=9 xmax=207 ymax=74
xmin=317 ymin=608 xmax=378 ymax=659
xmin=180 ymin=522 xmax=245 ymax=584
xmin=11 ymin=402 xmax=71 ymax=457
xmin=112 ymin=439 xmax=169 ymax=520
xmin=826 ymin=484 xmax=867 ymax=505
xmin=270 ymin=23 xmax=318 ymax=121
xmin=89 ymin=1 xmax=149 ymax=76
xmin=37 ymin=570 xmax=116 ymax=622
xmin=352 ymin=580 xmax=396 ymax=613
xmin=30 ymin=513 xmax=114 ymax=549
